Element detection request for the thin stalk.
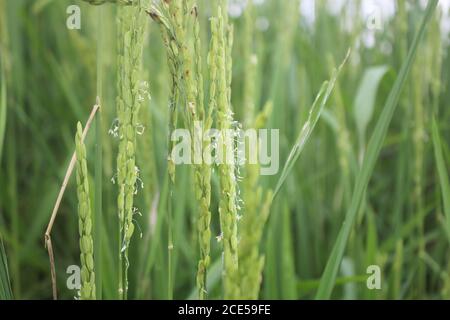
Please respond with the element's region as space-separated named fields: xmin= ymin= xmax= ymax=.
xmin=94 ymin=5 xmax=104 ymax=300
xmin=44 ymin=103 xmax=100 ymax=300
xmin=0 ymin=56 xmax=6 ymax=164
xmin=115 ymin=1 xmax=148 ymax=299
xmin=214 ymin=4 xmax=240 ymax=299
xmin=75 ymin=122 xmax=96 ymax=300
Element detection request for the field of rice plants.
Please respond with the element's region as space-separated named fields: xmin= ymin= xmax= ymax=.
xmin=0 ymin=0 xmax=449 ymax=300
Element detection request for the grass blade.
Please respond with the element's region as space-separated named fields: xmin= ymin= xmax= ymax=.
xmin=431 ymin=117 xmax=450 ymax=241
xmin=0 ymin=236 xmax=13 ymax=300
xmin=315 ymin=0 xmax=439 ymax=300
xmin=94 ymin=4 xmax=104 ymax=300
xmin=0 ymin=58 xmax=6 ymax=163
xmin=353 ymin=66 xmax=389 ymax=137
xmin=272 ymin=51 xmax=350 ymax=200
xmin=353 ymin=65 xmax=389 ymax=158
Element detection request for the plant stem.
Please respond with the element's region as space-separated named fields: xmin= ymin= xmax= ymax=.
xmin=94 ymin=5 xmax=104 ymax=301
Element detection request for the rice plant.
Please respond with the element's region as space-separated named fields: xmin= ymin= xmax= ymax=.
xmin=0 ymin=0 xmax=449 ymax=301
xmin=114 ymin=0 xmax=149 ymax=299
xmin=75 ymin=122 xmax=96 ymax=300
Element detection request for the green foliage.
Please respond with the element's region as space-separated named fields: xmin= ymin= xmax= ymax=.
xmin=315 ymin=0 xmax=439 ymax=299
xmin=432 ymin=117 xmax=450 ymax=242
xmin=0 ymin=0 xmax=448 ymax=301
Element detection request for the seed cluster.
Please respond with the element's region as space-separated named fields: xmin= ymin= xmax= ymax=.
xmin=75 ymin=122 xmax=96 ymax=300
xmin=213 ymin=5 xmax=241 ymax=300
xmin=150 ymin=0 xmax=215 ymax=300
xmin=116 ymin=0 xmax=148 ymax=299
xmin=193 ymin=7 xmax=213 ymax=300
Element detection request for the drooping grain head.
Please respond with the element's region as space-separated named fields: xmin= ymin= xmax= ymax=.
xmin=75 ymin=122 xmax=96 ymax=300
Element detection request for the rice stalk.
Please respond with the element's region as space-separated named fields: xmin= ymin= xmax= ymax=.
xmin=327 ymin=54 xmax=353 ymax=208
xmin=166 ymin=0 xmax=213 ymax=300
xmin=213 ymin=4 xmax=240 ymax=300
xmin=224 ymin=9 xmax=233 ymax=107
xmin=149 ymin=0 xmax=214 ymax=299
xmin=148 ymin=0 xmax=185 ymax=299
xmin=193 ymin=6 xmax=213 ymax=301
xmin=238 ymin=98 xmax=273 ymax=299
xmin=44 ymin=103 xmax=100 ymax=300
xmin=239 ymin=173 xmax=273 ymax=299
xmin=75 ymin=122 xmax=96 ymax=300
xmin=136 ymin=25 xmax=157 ymax=216
xmin=116 ymin=0 xmax=149 ymax=299
xmin=94 ymin=5 xmax=104 ymax=300
xmin=236 ymin=0 xmax=274 ymax=299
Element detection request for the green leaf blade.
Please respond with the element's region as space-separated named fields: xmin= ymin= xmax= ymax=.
xmin=431 ymin=117 xmax=450 ymax=241
xmin=315 ymin=0 xmax=439 ymax=300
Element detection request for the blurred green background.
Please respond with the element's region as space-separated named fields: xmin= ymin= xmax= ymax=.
xmin=0 ymin=0 xmax=449 ymax=300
